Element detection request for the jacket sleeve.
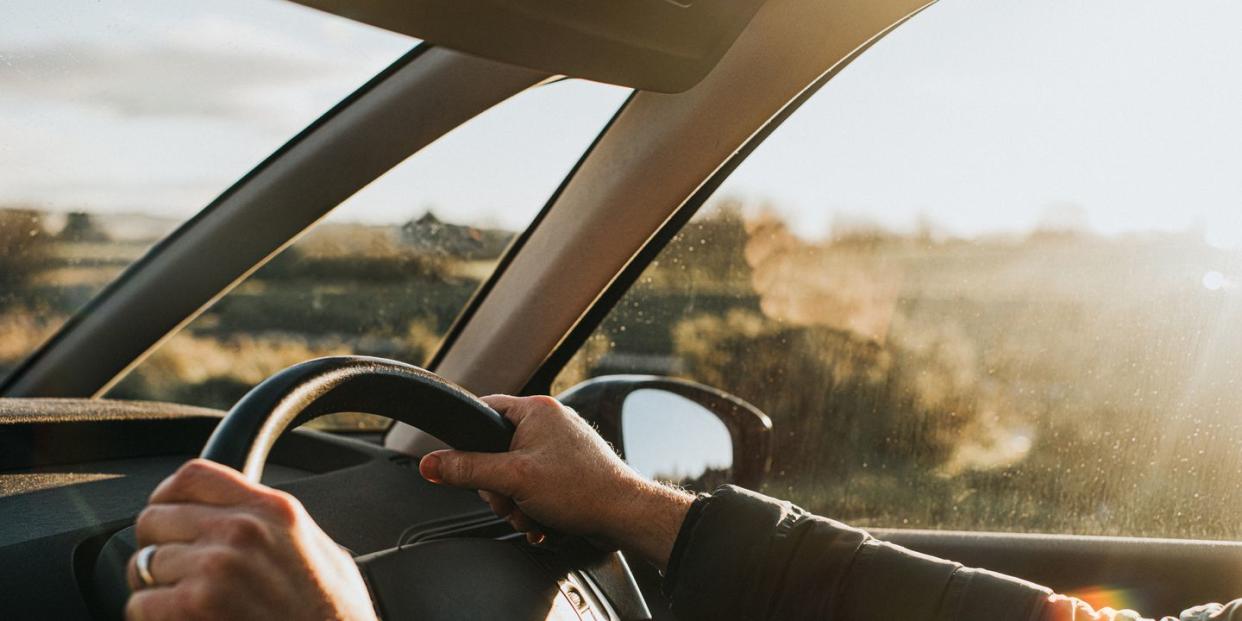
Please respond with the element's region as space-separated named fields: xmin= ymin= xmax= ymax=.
xmin=660 ymin=485 xmax=1242 ymax=621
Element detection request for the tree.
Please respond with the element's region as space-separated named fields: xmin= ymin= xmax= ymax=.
xmin=57 ymin=211 xmax=110 ymax=242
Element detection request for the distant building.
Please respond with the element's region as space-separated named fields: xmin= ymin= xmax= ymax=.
xmin=400 ymin=212 xmax=513 ymax=260
xmin=58 ymin=212 xmax=110 ymax=242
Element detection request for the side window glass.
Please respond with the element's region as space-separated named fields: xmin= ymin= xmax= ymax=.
xmin=109 ymin=80 xmax=630 ymax=430
xmin=555 ymin=4 xmax=1242 ymax=539
xmin=0 ymin=0 xmax=411 ymax=383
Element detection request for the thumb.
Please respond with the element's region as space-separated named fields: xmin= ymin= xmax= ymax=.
xmin=419 ymin=450 xmax=517 ymax=495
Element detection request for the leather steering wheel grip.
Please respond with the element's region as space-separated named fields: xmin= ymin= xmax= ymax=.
xmin=201 ymin=356 xmax=515 ymax=480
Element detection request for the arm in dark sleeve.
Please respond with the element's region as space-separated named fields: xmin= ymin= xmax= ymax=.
xmin=660 ymin=485 xmax=1242 ymax=621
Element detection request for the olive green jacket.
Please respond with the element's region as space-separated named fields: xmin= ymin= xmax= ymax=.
xmin=662 ymin=486 xmax=1241 ymax=621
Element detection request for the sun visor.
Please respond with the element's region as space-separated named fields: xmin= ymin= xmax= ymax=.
xmin=287 ymin=0 xmax=768 ymax=93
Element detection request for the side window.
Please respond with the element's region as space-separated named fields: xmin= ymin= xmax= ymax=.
xmin=109 ymin=80 xmax=630 ymax=429
xmin=555 ymin=5 xmax=1242 ymax=539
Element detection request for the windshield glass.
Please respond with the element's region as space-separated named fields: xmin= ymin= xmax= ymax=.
xmin=107 ymin=79 xmax=632 ymax=428
xmin=0 ymin=0 xmax=412 ymax=381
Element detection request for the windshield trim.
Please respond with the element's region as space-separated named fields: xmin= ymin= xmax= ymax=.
xmin=520 ymin=9 xmax=928 ymax=395
xmin=422 ymin=88 xmax=637 ymax=374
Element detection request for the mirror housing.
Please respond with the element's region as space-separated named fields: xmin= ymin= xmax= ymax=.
xmin=288 ymin=0 xmax=768 ymax=93
xmin=558 ymin=375 xmax=771 ymax=490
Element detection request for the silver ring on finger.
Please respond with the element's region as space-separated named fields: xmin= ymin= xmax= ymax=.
xmin=135 ymin=544 xmax=159 ymax=589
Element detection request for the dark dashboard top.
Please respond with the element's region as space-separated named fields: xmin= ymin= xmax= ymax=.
xmin=0 ymin=399 xmax=644 ymax=621
xmin=0 ymin=399 xmax=493 ymax=619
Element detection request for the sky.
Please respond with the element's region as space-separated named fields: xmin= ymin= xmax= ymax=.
xmin=1 ymin=0 xmax=1240 ymax=239
xmin=622 ymin=389 xmax=734 ymax=481
xmin=722 ymin=0 xmax=1242 ymax=240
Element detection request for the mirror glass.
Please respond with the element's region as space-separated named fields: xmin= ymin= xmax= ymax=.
xmin=621 ymin=389 xmax=733 ymax=491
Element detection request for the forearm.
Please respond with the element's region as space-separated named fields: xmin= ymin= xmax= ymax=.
xmin=657 ymin=486 xmax=1242 ymax=621
xmin=660 ymin=485 xmax=880 ymax=619
xmin=601 ymin=479 xmax=694 ymax=572
xmin=657 ymin=485 xmax=1050 ymax=620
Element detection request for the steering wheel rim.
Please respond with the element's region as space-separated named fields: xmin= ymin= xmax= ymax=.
xmin=201 ymin=355 xmax=513 ymax=480
xmin=90 ymin=357 xmax=515 ymax=618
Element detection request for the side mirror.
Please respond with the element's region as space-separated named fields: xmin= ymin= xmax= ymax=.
xmin=558 ymin=375 xmax=771 ymax=491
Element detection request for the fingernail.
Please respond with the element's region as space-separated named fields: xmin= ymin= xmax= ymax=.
xmin=419 ymin=453 xmax=443 ymax=483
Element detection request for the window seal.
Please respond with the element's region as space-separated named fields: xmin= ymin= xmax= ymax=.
xmin=423 ymin=88 xmax=639 ymax=373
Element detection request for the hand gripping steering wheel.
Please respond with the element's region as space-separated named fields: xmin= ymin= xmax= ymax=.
xmin=93 ymin=356 xmax=649 ymax=620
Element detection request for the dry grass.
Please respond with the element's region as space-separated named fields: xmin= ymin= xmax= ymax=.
xmin=563 ymin=203 xmax=1242 ymax=540
xmin=136 ymin=331 xmax=351 ymax=389
xmin=0 ymin=312 xmax=61 ymax=367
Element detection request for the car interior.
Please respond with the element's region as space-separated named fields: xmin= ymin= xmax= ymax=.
xmin=3 ymin=0 xmax=1242 ymax=619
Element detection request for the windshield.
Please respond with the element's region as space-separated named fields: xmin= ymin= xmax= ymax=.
xmin=0 ymin=0 xmax=412 ymax=380
xmin=105 ymin=79 xmax=631 ymax=428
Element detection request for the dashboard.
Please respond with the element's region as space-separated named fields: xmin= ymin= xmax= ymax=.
xmin=0 ymin=399 xmax=646 ymax=620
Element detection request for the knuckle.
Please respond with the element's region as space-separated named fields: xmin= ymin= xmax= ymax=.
xmin=134 ymin=506 xmax=153 ymax=533
xmin=134 ymin=506 xmax=161 ymax=537
xmin=125 ymin=592 xmax=153 ymax=621
xmin=219 ymin=514 xmax=269 ymax=547
xmin=178 ymin=582 xmax=221 ymax=620
xmin=199 ymin=547 xmax=242 ymax=577
xmin=258 ymin=490 xmax=301 ymax=526
xmin=178 ymin=460 xmax=216 ymax=483
xmin=526 ymin=395 xmax=560 ymax=411
xmin=448 ymin=455 xmax=474 ymax=485
xmin=160 ymin=460 xmax=212 ymax=496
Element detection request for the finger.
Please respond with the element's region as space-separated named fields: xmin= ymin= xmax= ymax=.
xmin=508 ymin=508 xmax=539 ymax=534
xmin=125 ymin=587 xmax=178 ymax=621
xmin=480 ymin=394 xmax=533 ymax=425
xmin=526 ymin=532 xmax=547 ymax=546
xmin=149 ymin=459 xmax=258 ymax=506
xmin=419 ymin=449 xmax=518 ymax=495
xmin=478 ymin=490 xmax=515 ymax=518
xmin=127 ymin=542 xmax=197 ymax=590
xmin=135 ymin=503 xmax=240 ymax=546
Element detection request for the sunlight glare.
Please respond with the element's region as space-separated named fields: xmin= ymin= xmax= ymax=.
xmin=1204 ymin=225 xmax=1242 ymax=250
xmin=1202 ymin=271 xmax=1228 ymax=291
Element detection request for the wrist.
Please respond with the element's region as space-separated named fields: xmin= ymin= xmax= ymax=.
xmin=604 ymin=477 xmax=694 ymax=570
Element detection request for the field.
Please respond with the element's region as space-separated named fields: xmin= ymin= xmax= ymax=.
xmin=556 ymin=204 xmax=1242 ymax=540
xmin=4 ymin=203 xmax=1242 ymax=540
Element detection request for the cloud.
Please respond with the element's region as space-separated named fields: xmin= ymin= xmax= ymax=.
xmin=0 ymin=15 xmax=378 ymax=123
xmin=2 ymin=47 xmax=318 ymax=121
xmin=0 ymin=4 xmax=415 ymax=216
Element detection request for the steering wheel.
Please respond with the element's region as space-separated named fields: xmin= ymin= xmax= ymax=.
xmin=199 ymin=356 xmax=513 ymax=478
xmin=91 ymin=356 xmax=649 ymax=620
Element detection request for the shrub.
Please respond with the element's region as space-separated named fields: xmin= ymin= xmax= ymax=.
xmin=0 ymin=208 xmax=50 ymax=291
